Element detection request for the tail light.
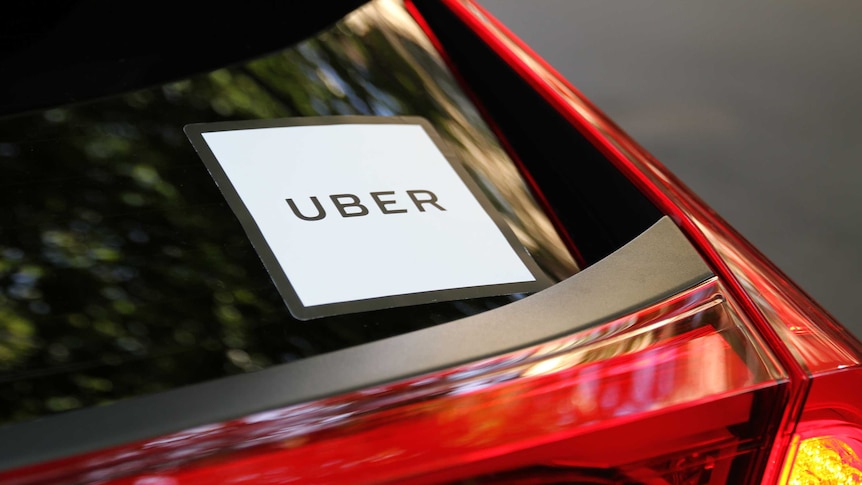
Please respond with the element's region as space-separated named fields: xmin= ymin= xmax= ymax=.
xmin=402 ymin=1 xmax=862 ymax=484
xmin=3 ymin=1 xmax=860 ymax=484
xmin=0 ymin=273 xmax=795 ymax=484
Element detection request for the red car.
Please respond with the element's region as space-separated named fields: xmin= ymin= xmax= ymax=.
xmin=0 ymin=1 xmax=859 ymax=483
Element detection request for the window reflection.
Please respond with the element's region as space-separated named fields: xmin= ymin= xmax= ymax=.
xmin=0 ymin=0 xmax=576 ymax=425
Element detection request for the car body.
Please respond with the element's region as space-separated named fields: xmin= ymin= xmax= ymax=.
xmin=0 ymin=1 xmax=860 ymax=484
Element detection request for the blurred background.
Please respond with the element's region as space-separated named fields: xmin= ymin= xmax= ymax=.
xmin=482 ymin=0 xmax=862 ymax=338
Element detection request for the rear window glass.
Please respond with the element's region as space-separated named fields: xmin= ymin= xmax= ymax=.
xmin=0 ymin=0 xmax=577 ymax=426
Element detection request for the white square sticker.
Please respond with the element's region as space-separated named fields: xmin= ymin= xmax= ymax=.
xmin=185 ymin=117 xmax=549 ymax=319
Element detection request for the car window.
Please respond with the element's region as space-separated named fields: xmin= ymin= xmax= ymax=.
xmin=0 ymin=0 xmax=577 ymax=426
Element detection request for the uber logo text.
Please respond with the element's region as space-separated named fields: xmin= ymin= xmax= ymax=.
xmin=286 ymin=190 xmax=445 ymax=221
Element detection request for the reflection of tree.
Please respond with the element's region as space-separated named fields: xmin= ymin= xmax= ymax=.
xmin=0 ymin=0 xmax=576 ymax=425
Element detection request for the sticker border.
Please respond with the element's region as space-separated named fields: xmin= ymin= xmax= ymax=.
xmin=184 ymin=116 xmax=552 ymax=320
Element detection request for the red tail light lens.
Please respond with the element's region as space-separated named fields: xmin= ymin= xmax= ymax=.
xmin=131 ymin=281 xmax=785 ymax=485
xmin=3 ymin=278 xmax=789 ymax=484
xmin=404 ymin=1 xmax=862 ymax=484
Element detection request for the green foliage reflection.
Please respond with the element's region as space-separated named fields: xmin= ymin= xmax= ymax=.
xmin=0 ymin=1 xmax=576 ymax=425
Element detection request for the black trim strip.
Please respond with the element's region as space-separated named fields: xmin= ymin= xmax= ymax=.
xmin=0 ymin=217 xmax=712 ymax=472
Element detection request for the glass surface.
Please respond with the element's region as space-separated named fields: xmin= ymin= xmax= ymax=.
xmin=0 ymin=0 xmax=577 ymax=425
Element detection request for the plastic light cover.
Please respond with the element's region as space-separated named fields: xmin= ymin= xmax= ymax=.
xmin=407 ymin=2 xmax=862 ymax=483
xmin=2 ymin=278 xmax=788 ymax=484
xmin=783 ymin=436 xmax=862 ymax=484
xmin=779 ymin=422 xmax=862 ymax=485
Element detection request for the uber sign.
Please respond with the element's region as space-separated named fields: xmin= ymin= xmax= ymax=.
xmin=286 ymin=190 xmax=446 ymax=221
xmin=185 ymin=117 xmax=549 ymax=320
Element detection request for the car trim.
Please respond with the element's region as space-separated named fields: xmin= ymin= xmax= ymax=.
xmin=0 ymin=216 xmax=711 ymax=472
